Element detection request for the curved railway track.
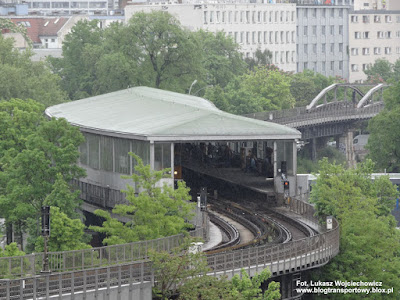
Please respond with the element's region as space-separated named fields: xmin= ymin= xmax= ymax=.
xmin=205 ymin=197 xmax=316 ymax=255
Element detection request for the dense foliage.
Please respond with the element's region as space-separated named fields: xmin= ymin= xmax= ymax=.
xmin=150 ymin=239 xmax=281 ymax=300
xmin=364 ymin=58 xmax=400 ymax=83
xmin=90 ymin=154 xmax=195 ymax=245
xmin=0 ymin=35 xmax=67 ymax=107
xmin=310 ymin=159 xmax=400 ymax=298
xmin=367 ymin=81 xmax=400 ymax=172
xmin=0 ymin=98 xmax=86 ymax=251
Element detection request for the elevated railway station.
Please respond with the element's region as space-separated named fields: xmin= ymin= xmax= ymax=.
xmin=0 ymin=87 xmax=340 ymax=299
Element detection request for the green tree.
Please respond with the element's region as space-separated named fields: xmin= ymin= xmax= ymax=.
xmin=0 ymin=35 xmax=68 ymax=106
xmin=364 ymin=58 xmax=393 ymax=83
xmin=90 ymin=153 xmax=195 ymax=245
xmin=150 ymin=239 xmax=280 ymax=300
xmin=310 ymin=159 xmax=400 ymax=298
xmin=0 ymin=242 xmax=25 ymax=257
xmin=0 ymin=101 xmax=85 ymax=248
xmin=367 ymin=81 xmax=400 ymax=172
xmin=126 ymin=11 xmax=202 ymax=92
xmin=49 ymin=20 xmax=104 ymax=99
xmin=34 ymin=207 xmax=90 ymax=252
xmin=244 ymin=48 xmax=273 ymax=71
xmin=193 ymin=30 xmax=246 ymax=90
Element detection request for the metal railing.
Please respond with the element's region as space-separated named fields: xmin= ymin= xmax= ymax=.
xmin=246 ymin=101 xmax=384 ymax=129
xmin=206 ymin=198 xmax=339 ymax=278
xmin=0 ymin=199 xmax=339 ymax=299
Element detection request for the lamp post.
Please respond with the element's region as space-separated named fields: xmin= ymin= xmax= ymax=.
xmin=41 ymin=206 xmax=51 ymax=274
xmin=188 ymin=79 xmax=197 ymax=95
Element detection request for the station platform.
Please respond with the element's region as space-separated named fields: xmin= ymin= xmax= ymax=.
xmin=183 ymin=162 xmax=275 ymax=196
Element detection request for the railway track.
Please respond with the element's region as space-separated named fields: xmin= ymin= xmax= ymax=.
xmin=204 ymin=197 xmax=316 ymax=255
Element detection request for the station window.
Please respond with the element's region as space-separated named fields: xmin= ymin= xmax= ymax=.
xmin=155 ymin=143 xmax=171 ymax=171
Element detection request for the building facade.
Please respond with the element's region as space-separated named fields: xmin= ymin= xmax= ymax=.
xmin=125 ymin=2 xmax=297 ymax=72
xmin=296 ymin=4 xmax=351 ymax=80
xmin=348 ymin=9 xmax=400 ymax=82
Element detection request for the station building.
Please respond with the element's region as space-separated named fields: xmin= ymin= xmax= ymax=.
xmin=45 ymin=87 xmax=301 ymax=206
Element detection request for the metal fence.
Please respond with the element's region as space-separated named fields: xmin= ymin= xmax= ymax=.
xmin=0 ymin=218 xmax=207 ymax=279
xmin=206 ymin=198 xmax=339 ymax=278
xmin=0 ymin=199 xmax=339 ymax=299
xmin=0 ymin=261 xmax=154 ymax=300
xmin=246 ymin=101 xmax=384 ymax=129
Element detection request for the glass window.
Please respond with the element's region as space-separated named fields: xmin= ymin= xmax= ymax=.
xmin=79 ymin=136 xmax=88 ymax=165
xmin=154 ymin=143 xmax=171 ymax=171
xmin=100 ymin=136 xmax=113 ymax=172
xmin=114 ymin=138 xmax=130 ymax=174
xmin=87 ymin=134 xmax=100 ymax=170
xmin=276 ymin=141 xmax=294 ymax=176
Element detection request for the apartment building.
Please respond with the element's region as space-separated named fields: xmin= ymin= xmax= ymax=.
xmin=296 ymin=4 xmax=351 ymax=80
xmin=125 ymin=1 xmax=297 ymax=72
xmin=349 ymin=9 xmax=400 ymax=82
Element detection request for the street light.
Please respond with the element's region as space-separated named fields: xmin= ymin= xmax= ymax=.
xmin=193 ymin=85 xmax=213 ymax=96
xmin=188 ymin=80 xmax=198 ymax=95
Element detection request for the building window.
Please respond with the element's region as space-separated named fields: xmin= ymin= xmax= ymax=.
xmin=304 ymin=44 xmax=308 ymax=54
xmin=286 ymin=31 xmax=289 ymax=43
xmin=322 ymin=25 xmax=326 ymax=35
xmin=396 ymin=47 xmax=400 ymax=54
xmin=234 ymin=32 xmax=238 ymax=43
xmin=339 ymin=43 xmax=343 ymax=52
xmin=384 ymin=47 xmax=391 ymax=54
xmin=234 ymin=11 xmax=238 ymax=23
xmin=222 ymin=11 xmax=225 ymax=23
xmin=269 ymin=11 xmax=273 ymax=22
xmin=275 ymin=51 xmax=279 ymax=63
xmin=275 ymin=11 xmax=279 ymax=22
xmin=355 ymin=32 xmax=361 ymax=39
xmin=210 ymin=11 xmax=214 ymax=23
xmin=275 ymin=31 xmax=279 ymax=43
xmin=374 ymin=15 xmax=381 ymax=23
xmin=322 ymin=9 xmax=326 ymax=18
xmin=280 ymin=11 xmax=284 ymax=22
xmin=281 ymin=31 xmax=284 ymax=43
xmin=374 ymin=47 xmax=381 ymax=55
xmin=330 ymin=9 xmax=334 ymax=18
xmin=312 ymin=8 xmax=316 ymax=18
xmin=322 ymin=61 xmax=326 ymax=72
xmin=292 ymin=11 xmax=295 ymax=22
xmin=264 ymin=31 xmax=267 ymax=43
xmin=292 ymin=31 xmax=295 ymax=43
xmin=330 ymin=43 xmax=334 ymax=53
xmin=292 ymin=51 xmax=295 ymax=62
xmin=362 ymin=15 xmax=370 ymax=23
xmin=228 ymin=11 xmax=232 ymax=23
xmin=322 ymin=43 xmax=326 ymax=53
xmin=216 ymin=11 xmax=220 ymax=23
xmin=264 ymin=11 xmax=267 ymax=23
xmin=252 ymin=11 xmax=256 ymax=24
xmin=258 ymin=31 xmax=262 ymax=43
xmin=362 ymin=64 xmax=367 ymax=71
xmin=351 ymin=15 xmax=358 ymax=23
xmin=246 ymin=11 xmax=250 ymax=23
xmin=304 ymin=26 xmax=308 ymax=36
xmin=385 ymin=15 xmax=392 ymax=23
xmin=304 ymin=9 xmax=308 ymax=19
xmin=240 ymin=11 xmax=243 ymax=23
xmin=304 ymin=62 xmax=308 ymax=69
xmin=396 ymin=31 xmax=400 ymax=38
xmin=246 ymin=32 xmax=250 ymax=44
xmin=281 ymin=51 xmax=284 ymax=63
xmin=377 ymin=31 xmax=384 ymax=38
xmin=240 ymin=32 xmax=244 ymax=43
xmin=204 ymin=11 xmax=208 ymax=24
xmin=313 ymin=44 xmax=317 ymax=54
xmin=330 ymin=25 xmax=334 ymax=35
xmin=331 ymin=61 xmax=334 ymax=70
xmin=363 ymin=31 xmax=370 ymax=39
xmin=351 ymin=48 xmax=359 ymax=55
xmin=339 ymin=8 xmax=343 ymax=18
xmin=312 ymin=25 xmax=317 ymax=36
xmin=258 ymin=11 xmax=261 ymax=22
xmin=386 ymin=31 xmax=392 ymax=38
xmin=339 ymin=25 xmax=343 ymax=35
xmin=252 ymin=31 xmax=256 ymax=44
xmin=362 ymin=47 xmax=370 ymax=55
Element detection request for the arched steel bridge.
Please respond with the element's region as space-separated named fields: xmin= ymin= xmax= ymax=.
xmin=0 ymin=182 xmax=339 ymax=300
xmin=246 ymin=83 xmax=388 ymax=139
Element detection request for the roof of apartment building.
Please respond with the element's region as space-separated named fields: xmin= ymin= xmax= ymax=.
xmin=8 ymin=17 xmax=69 ymax=43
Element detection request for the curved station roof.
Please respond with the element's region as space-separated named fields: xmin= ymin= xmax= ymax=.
xmin=45 ymin=87 xmax=301 ymax=142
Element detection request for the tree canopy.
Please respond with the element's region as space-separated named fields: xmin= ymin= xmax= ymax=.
xmin=90 ymin=153 xmax=195 ymax=245
xmin=310 ymin=159 xmax=400 ymax=298
xmin=0 ymin=35 xmax=68 ymax=107
xmin=364 ymin=58 xmax=400 ymax=83
xmin=367 ymin=81 xmax=400 ymax=172
xmin=0 ymin=98 xmax=85 ymax=250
